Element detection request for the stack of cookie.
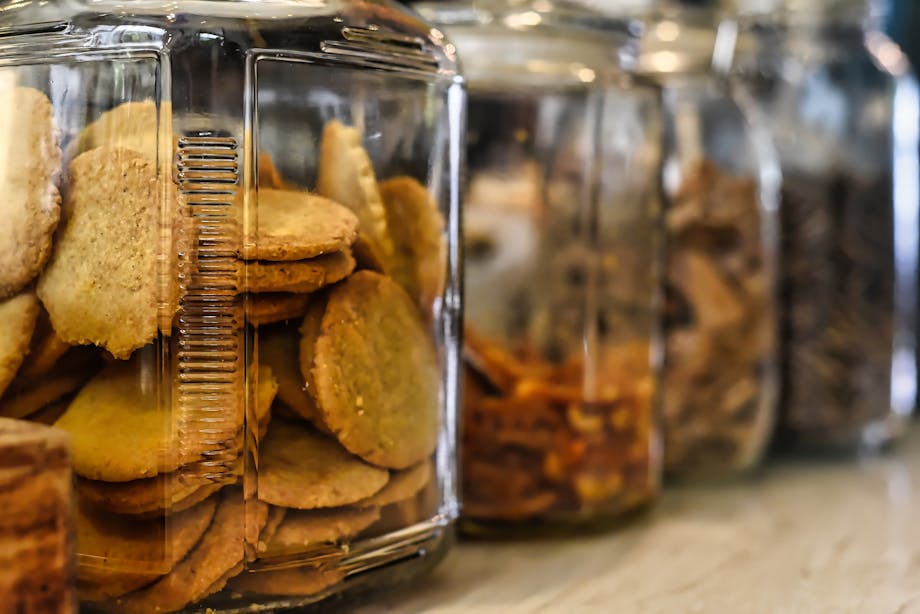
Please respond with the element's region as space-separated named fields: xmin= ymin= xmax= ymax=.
xmin=0 ymin=88 xmax=447 ymax=612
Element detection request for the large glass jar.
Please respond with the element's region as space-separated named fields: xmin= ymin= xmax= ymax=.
xmin=416 ymin=0 xmax=662 ymax=534
xmin=734 ymin=0 xmax=919 ymax=451
xmin=0 ymin=1 xmax=462 ymax=611
xmin=639 ymin=2 xmax=780 ymax=479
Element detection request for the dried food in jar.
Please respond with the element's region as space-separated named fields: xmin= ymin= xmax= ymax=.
xmin=662 ymin=160 xmax=775 ymax=476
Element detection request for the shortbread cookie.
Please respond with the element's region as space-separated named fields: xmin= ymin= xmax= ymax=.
xmin=0 ymin=87 xmax=62 ymax=299
xmin=238 ymin=188 xmax=358 ymax=261
xmin=306 ymin=271 xmax=439 ymax=469
xmin=266 ymin=507 xmax=380 ymax=552
xmin=239 ymin=250 xmax=355 ymax=294
xmin=37 ymin=147 xmax=175 ymax=358
xmin=258 ymin=419 xmax=388 ymax=509
xmin=0 ymin=292 xmax=39 ymax=397
xmin=317 ymin=120 xmax=394 ymax=269
xmin=246 ymin=293 xmax=312 ymax=327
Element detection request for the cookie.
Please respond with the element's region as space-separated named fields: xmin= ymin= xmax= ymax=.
xmin=238 ymin=188 xmax=358 ymax=261
xmin=266 ymin=507 xmax=381 ymax=552
xmin=37 ymin=147 xmax=177 ymax=359
xmin=25 ymin=398 xmax=71 ymax=426
xmin=251 ymin=363 xmax=279 ymax=441
xmin=317 ymin=120 xmax=394 ymax=269
xmin=0 ymin=370 xmax=91 ymax=421
xmin=379 ymin=176 xmax=446 ymax=310
xmin=356 ymin=460 xmax=432 ymax=508
xmin=73 ymin=100 xmax=160 ymax=157
xmin=257 ymin=506 xmax=287 ymax=554
xmin=228 ymin=565 xmax=344 ymax=598
xmin=111 ymin=491 xmax=268 ymax=614
xmin=0 ymin=292 xmax=39 ymax=397
xmin=76 ymin=471 xmax=226 ymax=517
xmin=55 ymin=359 xmax=241 ymax=482
xmin=76 ymin=496 xmax=217 ymax=601
xmin=246 ymin=293 xmax=311 ymax=327
xmin=260 ymin=323 xmax=325 ymax=426
xmin=258 ymin=419 xmax=388 ymax=509
xmin=351 ymin=233 xmax=388 ymax=273
xmin=0 ymin=87 xmax=62 ymax=299
xmin=240 ymin=249 xmax=356 ymax=294
xmin=306 ymin=271 xmax=439 ymax=469
xmin=258 ymin=151 xmax=297 ymax=190
xmin=16 ymin=306 xmax=70 ymax=380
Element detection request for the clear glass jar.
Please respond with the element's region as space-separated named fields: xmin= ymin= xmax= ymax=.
xmin=0 ymin=1 xmax=462 ymax=611
xmin=735 ymin=0 xmax=919 ymax=452
xmin=416 ymin=0 xmax=662 ymax=534
xmin=639 ymin=3 xmax=780 ymax=479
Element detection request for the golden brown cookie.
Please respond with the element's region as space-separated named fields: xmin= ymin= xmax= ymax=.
xmin=266 ymin=507 xmax=381 ymax=553
xmin=55 ymin=358 xmax=241 ymax=482
xmin=355 ymin=460 xmax=432 ymax=508
xmin=16 ymin=306 xmax=70 ymax=380
xmin=251 ymin=363 xmax=279 ymax=441
xmin=73 ymin=100 xmax=161 ymax=157
xmin=228 ymin=565 xmax=344 ymax=598
xmin=306 ymin=271 xmax=439 ymax=469
xmin=379 ymin=176 xmax=446 ymax=311
xmin=76 ymin=496 xmax=217 ymax=601
xmin=0 ymin=292 xmax=39 ymax=397
xmin=110 ymin=491 xmax=268 ymax=614
xmin=317 ymin=120 xmax=394 ymax=269
xmin=0 ymin=87 xmax=62 ymax=299
xmin=37 ymin=147 xmax=176 ymax=359
xmin=25 ymin=398 xmax=71 ymax=426
xmin=351 ymin=233 xmax=388 ymax=273
xmin=239 ymin=249 xmax=356 ymax=294
xmin=0 ymin=371 xmax=91 ymax=421
xmin=260 ymin=323 xmax=325 ymax=426
xmin=256 ymin=506 xmax=287 ymax=554
xmin=246 ymin=293 xmax=311 ymax=327
xmin=238 ymin=188 xmax=358 ymax=261
xmin=76 ymin=471 xmax=226 ymax=517
xmin=258 ymin=151 xmax=297 ymax=190
xmin=258 ymin=419 xmax=388 ymax=509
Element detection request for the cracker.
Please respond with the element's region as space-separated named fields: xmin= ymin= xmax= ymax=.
xmin=260 ymin=323 xmax=325 ymax=426
xmin=0 ymin=292 xmax=39 ymax=397
xmin=266 ymin=507 xmax=381 ymax=552
xmin=246 ymin=293 xmax=311 ymax=327
xmin=317 ymin=120 xmax=394 ymax=268
xmin=76 ymin=496 xmax=217 ymax=601
xmin=238 ymin=188 xmax=358 ymax=261
xmin=355 ymin=460 xmax=432 ymax=508
xmin=0 ymin=87 xmax=62 ymax=299
xmin=111 ymin=491 xmax=268 ymax=614
xmin=37 ymin=147 xmax=177 ymax=359
xmin=307 ymin=271 xmax=439 ymax=469
xmin=73 ymin=100 xmax=161 ymax=157
xmin=228 ymin=565 xmax=344 ymax=598
xmin=379 ymin=176 xmax=446 ymax=310
xmin=55 ymin=359 xmax=241 ymax=482
xmin=258 ymin=419 xmax=388 ymax=509
xmin=17 ymin=306 xmax=70 ymax=380
xmin=239 ymin=249 xmax=355 ymax=294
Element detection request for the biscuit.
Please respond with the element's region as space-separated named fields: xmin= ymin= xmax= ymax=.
xmin=252 ymin=363 xmax=279 ymax=441
xmin=76 ymin=496 xmax=217 ymax=601
xmin=379 ymin=176 xmax=446 ymax=311
xmin=266 ymin=507 xmax=381 ymax=552
xmin=0 ymin=292 xmax=39 ymax=397
xmin=0 ymin=87 xmax=62 ymax=299
xmin=228 ymin=565 xmax=344 ymax=598
xmin=37 ymin=147 xmax=177 ymax=359
xmin=260 ymin=323 xmax=325 ymax=427
xmin=258 ymin=419 xmax=388 ymax=509
xmin=306 ymin=271 xmax=439 ymax=469
xmin=258 ymin=151 xmax=297 ymax=190
xmin=238 ymin=188 xmax=358 ymax=261
xmin=356 ymin=460 xmax=432 ymax=508
xmin=16 ymin=306 xmax=70 ymax=380
xmin=0 ymin=371 xmax=91 ymax=421
xmin=246 ymin=293 xmax=312 ymax=327
xmin=25 ymin=398 xmax=71 ymax=426
xmin=240 ymin=249 xmax=355 ymax=294
xmin=111 ymin=490 xmax=268 ymax=614
xmin=317 ymin=120 xmax=394 ymax=269
xmin=76 ymin=471 xmax=226 ymax=517
xmin=257 ymin=506 xmax=287 ymax=554
xmin=351 ymin=233 xmax=389 ymax=273
xmin=73 ymin=100 xmax=160 ymax=157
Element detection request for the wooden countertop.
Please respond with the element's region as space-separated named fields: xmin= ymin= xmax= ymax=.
xmin=360 ymin=428 xmax=920 ymax=613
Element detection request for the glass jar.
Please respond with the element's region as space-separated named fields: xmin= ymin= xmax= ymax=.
xmin=416 ymin=0 xmax=662 ymax=533
xmin=734 ymin=0 xmax=919 ymax=451
xmin=638 ymin=2 xmax=780 ymax=479
xmin=0 ymin=1 xmax=462 ymax=611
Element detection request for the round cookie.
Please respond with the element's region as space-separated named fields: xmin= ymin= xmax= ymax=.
xmin=379 ymin=176 xmax=446 ymax=311
xmin=37 ymin=147 xmax=170 ymax=359
xmin=17 ymin=307 xmax=70 ymax=380
xmin=246 ymin=293 xmax=311 ymax=327
xmin=0 ymin=86 xmax=62 ymax=299
xmin=258 ymin=419 xmax=388 ymax=509
xmin=317 ymin=120 xmax=394 ymax=269
xmin=229 ymin=565 xmax=344 ymax=598
xmin=238 ymin=188 xmax=358 ymax=261
xmin=240 ymin=249 xmax=355 ymax=294
xmin=73 ymin=100 xmax=161 ymax=158
xmin=355 ymin=460 xmax=432 ymax=509
xmin=0 ymin=371 xmax=92 ymax=421
xmin=256 ymin=506 xmax=287 ymax=554
xmin=76 ymin=496 xmax=217 ymax=601
xmin=0 ymin=291 xmax=39 ymax=397
xmin=266 ymin=507 xmax=381 ymax=552
xmin=76 ymin=472 xmax=226 ymax=517
xmin=305 ymin=271 xmax=440 ymax=469
xmin=260 ymin=323 xmax=325 ymax=426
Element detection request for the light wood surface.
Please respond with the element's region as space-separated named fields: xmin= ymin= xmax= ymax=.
xmin=360 ymin=427 xmax=920 ymax=613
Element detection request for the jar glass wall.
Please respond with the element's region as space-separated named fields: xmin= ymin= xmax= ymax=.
xmin=0 ymin=1 xmax=462 ymax=611
xmin=418 ymin=0 xmax=663 ymax=534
